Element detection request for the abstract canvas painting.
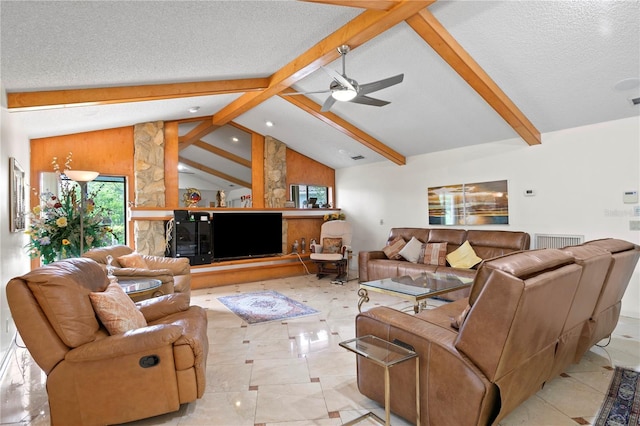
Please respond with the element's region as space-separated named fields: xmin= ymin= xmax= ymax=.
xmin=428 ymin=180 xmax=509 ymax=226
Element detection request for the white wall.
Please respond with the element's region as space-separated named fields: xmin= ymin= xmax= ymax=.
xmin=0 ymin=86 xmax=32 ymax=364
xmin=336 ymin=116 xmax=640 ymax=318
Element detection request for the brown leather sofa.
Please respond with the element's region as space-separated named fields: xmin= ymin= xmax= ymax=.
xmin=355 ymin=239 xmax=639 ymax=425
xmin=6 ymin=258 xmax=208 ymax=426
xmin=358 ymin=228 xmax=530 ymax=299
xmin=83 ymin=244 xmax=191 ymax=300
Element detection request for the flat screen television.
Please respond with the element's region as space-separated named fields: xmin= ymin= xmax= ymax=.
xmin=211 ymin=212 xmax=283 ymax=261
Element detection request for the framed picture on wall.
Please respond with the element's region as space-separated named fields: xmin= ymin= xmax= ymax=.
xmin=428 ymin=180 xmax=509 ymax=226
xmin=10 ymin=157 xmax=26 ymax=232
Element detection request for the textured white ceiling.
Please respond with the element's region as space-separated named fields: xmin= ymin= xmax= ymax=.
xmin=2 ymin=1 xmax=639 ymax=191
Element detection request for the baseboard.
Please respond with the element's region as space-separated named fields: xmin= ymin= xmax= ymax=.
xmin=0 ymin=332 xmax=17 ymax=381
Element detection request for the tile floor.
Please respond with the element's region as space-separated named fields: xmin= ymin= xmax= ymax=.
xmin=1 ymin=274 xmax=639 ymax=425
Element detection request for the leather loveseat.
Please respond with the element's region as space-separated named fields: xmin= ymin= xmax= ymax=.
xmin=83 ymin=244 xmax=192 ymax=300
xmin=6 ymin=257 xmax=208 ymax=425
xmin=355 ymin=238 xmax=639 ymax=425
xmin=358 ymin=228 xmax=530 ymax=299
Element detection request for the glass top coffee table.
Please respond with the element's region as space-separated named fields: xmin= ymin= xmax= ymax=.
xmin=117 ymin=278 xmax=163 ymax=301
xmin=358 ymin=272 xmax=473 ymax=313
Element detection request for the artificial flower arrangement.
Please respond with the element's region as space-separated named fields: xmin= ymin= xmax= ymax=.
xmin=323 ymin=212 xmax=346 ymax=222
xmin=25 ymin=153 xmax=116 ymax=264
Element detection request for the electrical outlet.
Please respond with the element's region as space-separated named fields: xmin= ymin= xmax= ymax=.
xmin=379 ymin=219 xmax=384 ymax=225
xmin=630 ymin=220 xmax=640 ymax=231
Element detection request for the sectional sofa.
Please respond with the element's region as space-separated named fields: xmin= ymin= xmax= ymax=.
xmin=355 ymin=238 xmax=640 ymax=425
xmin=358 ymin=227 xmax=531 ymax=299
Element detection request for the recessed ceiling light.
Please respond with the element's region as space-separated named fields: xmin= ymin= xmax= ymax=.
xmin=231 ymin=137 xmax=239 ymax=142
xmin=614 ymin=78 xmax=640 ymax=91
xmin=265 ymin=120 xmax=274 ymax=127
xmin=188 ymin=106 xmax=200 ymax=113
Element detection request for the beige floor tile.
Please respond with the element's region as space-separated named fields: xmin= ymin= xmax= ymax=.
xmin=244 ymin=322 xmax=290 ymax=341
xmin=498 ymin=395 xmax=577 ymax=425
xmin=206 ymin=363 xmax=253 ymax=392
xmin=569 ymin=368 xmax=615 ymax=393
xmin=307 ymin=351 xmax=357 ymax=378
xmin=247 ymin=338 xmax=299 ymax=360
xmin=536 ymin=375 xmax=605 ymax=418
xmin=320 ymin=375 xmax=376 ymax=412
xmin=254 ymin=382 xmax=328 ymax=423
xmin=250 ymin=357 xmax=310 ymax=386
xmin=177 ymin=391 xmax=257 ymax=426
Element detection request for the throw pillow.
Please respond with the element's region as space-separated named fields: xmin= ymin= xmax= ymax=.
xmin=421 ymin=242 xmax=448 ymax=266
xmin=89 ymin=282 xmax=147 ymax=335
xmin=446 ymin=241 xmax=482 ymax=269
xmin=398 ymin=237 xmax=423 ymax=263
xmin=383 ymin=237 xmax=406 ymax=260
xmin=117 ymin=252 xmax=148 ymax=269
xmin=322 ymin=237 xmax=343 ymax=254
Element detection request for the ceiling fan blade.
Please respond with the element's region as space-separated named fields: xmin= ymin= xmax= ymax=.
xmin=358 ymin=74 xmax=404 ymax=96
xmin=321 ymin=66 xmax=356 ymax=91
xmin=320 ymin=95 xmax=337 ymax=112
xmin=350 ymin=95 xmax=390 ymax=107
xmin=281 ymin=89 xmax=332 ymax=96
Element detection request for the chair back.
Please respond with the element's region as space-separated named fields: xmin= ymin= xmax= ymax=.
xmin=6 ymin=258 xmax=110 ymax=374
xmin=320 ymin=220 xmax=353 ymax=247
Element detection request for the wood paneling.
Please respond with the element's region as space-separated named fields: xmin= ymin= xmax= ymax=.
xmin=252 ymin=133 xmax=265 ymax=208
xmin=164 ymin=122 xmax=180 ymax=209
xmin=286 ymin=217 xmax=325 ymax=254
xmin=286 ymin=149 xmax=336 ymax=204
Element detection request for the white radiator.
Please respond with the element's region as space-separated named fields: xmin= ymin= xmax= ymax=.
xmin=534 ymin=233 xmax=584 ymax=249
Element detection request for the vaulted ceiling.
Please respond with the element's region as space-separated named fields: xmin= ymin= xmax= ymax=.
xmin=2 ymin=1 xmax=639 ymax=191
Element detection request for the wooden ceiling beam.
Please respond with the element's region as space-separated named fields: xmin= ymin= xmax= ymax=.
xmin=7 ymin=78 xmax=269 ymax=110
xmin=279 ymin=88 xmax=405 ymax=165
xmin=178 ymin=120 xmax=221 ymax=148
xmin=406 ymin=9 xmax=541 ymax=146
xmin=192 ymin=140 xmax=252 ymax=168
xmin=301 ymin=0 xmax=401 ymax=10
xmin=179 ymin=156 xmax=251 ymax=189
xmin=211 ymin=0 xmax=434 ymax=127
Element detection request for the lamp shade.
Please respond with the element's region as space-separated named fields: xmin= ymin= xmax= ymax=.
xmin=64 ymin=170 xmax=99 ymax=182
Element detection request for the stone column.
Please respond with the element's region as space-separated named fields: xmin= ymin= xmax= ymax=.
xmin=264 ymin=136 xmax=287 ymax=208
xmin=133 ymin=121 xmax=166 ymax=256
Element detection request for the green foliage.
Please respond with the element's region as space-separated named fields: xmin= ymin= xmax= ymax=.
xmin=25 ymin=155 xmax=118 ymax=264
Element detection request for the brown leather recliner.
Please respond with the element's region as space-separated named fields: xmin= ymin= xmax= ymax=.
xmin=83 ymin=244 xmax=191 ymax=300
xmin=356 ymin=249 xmax=584 ymax=425
xmin=6 ymin=258 xmax=208 ymax=426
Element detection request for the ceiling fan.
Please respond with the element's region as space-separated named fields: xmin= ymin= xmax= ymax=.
xmin=286 ymin=45 xmax=404 ymax=112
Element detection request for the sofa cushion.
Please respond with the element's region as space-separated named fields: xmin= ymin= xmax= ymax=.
xmin=383 ymin=237 xmax=406 ymax=260
xmin=322 ymin=237 xmax=343 ymax=254
xmin=421 ymin=242 xmax=448 ymax=266
xmin=398 ymin=237 xmax=423 ymax=263
xmin=117 ymin=252 xmax=149 ymax=269
xmin=90 ymin=282 xmax=147 ymax=335
xmin=24 ymin=258 xmax=108 ymax=348
xmin=447 ymin=241 xmax=483 ymax=269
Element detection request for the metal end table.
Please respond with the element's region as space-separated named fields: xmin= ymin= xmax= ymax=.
xmin=339 ymin=335 xmax=420 ymax=426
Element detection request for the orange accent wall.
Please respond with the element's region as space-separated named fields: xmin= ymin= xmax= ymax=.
xmin=285 ymin=149 xmax=336 ymax=205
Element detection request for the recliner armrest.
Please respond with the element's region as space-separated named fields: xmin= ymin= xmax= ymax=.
xmin=136 ymin=293 xmax=191 ymax=322
xmin=65 ymin=324 xmax=183 ymax=362
xmin=142 ymin=255 xmax=191 ymax=276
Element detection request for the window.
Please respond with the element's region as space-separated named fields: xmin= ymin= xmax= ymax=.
xmin=88 ymin=176 xmax=127 ymax=244
xmin=290 ymin=185 xmax=331 ymax=208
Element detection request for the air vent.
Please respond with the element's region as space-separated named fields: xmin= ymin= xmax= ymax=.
xmin=534 ymin=233 xmax=584 ymax=249
xmin=632 ymin=97 xmax=640 ymax=106
xmin=351 ymin=155 xmax=365 ymax=160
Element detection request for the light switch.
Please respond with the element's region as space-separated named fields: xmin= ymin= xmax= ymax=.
xmin=623 ymin=190 xmax=638 ymax=204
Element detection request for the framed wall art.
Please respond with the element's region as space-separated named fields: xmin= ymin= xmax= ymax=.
xmin=428 ymin=180 xmax=509 ymax=226
xmin=10 ymin=157 xmax=26 ymax=232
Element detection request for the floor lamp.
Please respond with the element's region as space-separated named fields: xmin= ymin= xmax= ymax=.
xmin=64 ymin=170 xmax=99 ymax=255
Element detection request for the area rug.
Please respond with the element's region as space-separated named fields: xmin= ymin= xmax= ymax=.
xmin=595 ymin=366 xmax=640 ymax=426
xmin=218 ymin=290 xmax=319 ymax=324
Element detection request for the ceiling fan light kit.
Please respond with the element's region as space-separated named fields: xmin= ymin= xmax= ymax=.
xmin=288 ymin=44 xmax=404 ymax=112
